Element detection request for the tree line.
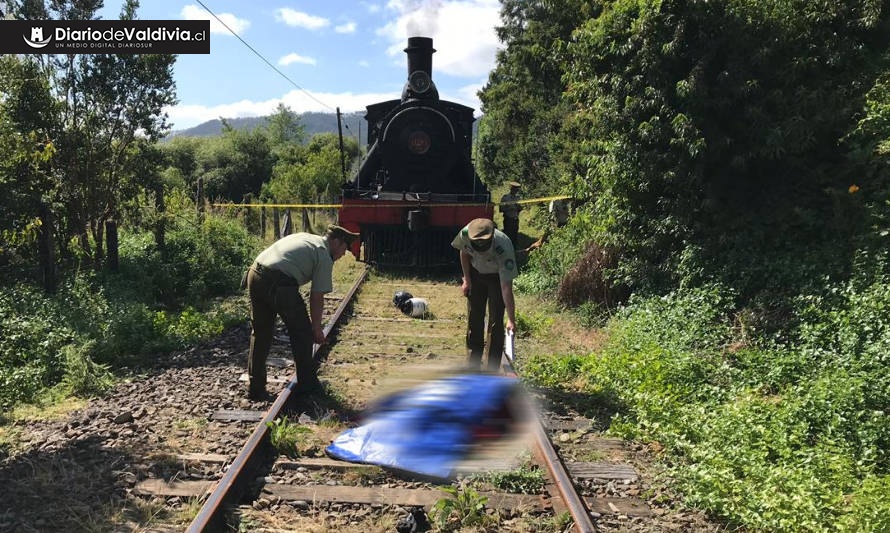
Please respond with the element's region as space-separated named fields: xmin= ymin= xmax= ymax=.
xmin=1 ymin=1 xmax=359 ymax=291
xmin=6 ymin=0 xmax=890 ymax=311
xmin=478 ymin=0 xmax=890 ymax=309
xmin=484 ymin=3 xmax=890 ymax=529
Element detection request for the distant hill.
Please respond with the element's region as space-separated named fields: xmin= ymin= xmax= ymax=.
xmin=166 ymin=111 xmax=368 ymax=143
xmin=165 ymin=109 xmax=481 ymax=143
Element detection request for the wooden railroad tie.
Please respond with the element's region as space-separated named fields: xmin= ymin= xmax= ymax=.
xmin=134 ymin=456 xmax=649 ymax=516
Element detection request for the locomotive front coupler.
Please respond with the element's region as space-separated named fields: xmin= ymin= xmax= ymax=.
xmin=406 ymin=205 xmax=430 ymax=232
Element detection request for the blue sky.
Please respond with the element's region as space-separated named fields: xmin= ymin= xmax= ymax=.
xmin=99 ymin=1 xmax=503 ymax=130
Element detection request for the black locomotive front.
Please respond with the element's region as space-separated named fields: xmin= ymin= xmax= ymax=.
xmin=339 ymin=37 xmax=492 ymax=267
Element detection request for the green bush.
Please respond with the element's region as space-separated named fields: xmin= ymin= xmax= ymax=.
xmin=525 ymin=281 xmax=889 ymax=531
xmin=838 ymin=475 xmax=890 ymax=532
xmin=115 ymin=212 xmax=258 ymax=306
xmin=514 ymin=310 xmax=553 ymax=339
xmin=521 ymin=354 xmax=585 ymax=389
xmin=0 ymin=211 xmax=258 ymax=408
xmin=515 ymin=217 xmax=590 ymax=295
xmin=154 ymin=307 xmax=226 ymax=348
xmin=61 ymin=340 xmax=114 ymax=397
xmin=0 ymin=284 xmax=76 ymax=407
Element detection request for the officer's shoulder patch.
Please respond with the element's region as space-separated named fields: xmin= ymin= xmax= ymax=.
xmin=505 ymin=259 xmax=515 ymax=271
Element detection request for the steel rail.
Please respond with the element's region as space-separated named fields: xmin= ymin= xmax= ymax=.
xmin=531 ymin=416 xmax=597 ymax=533
xmin=187 ymin=263 xmax=371 ymax=532
xmin=504 ymin=356 xmax=596 ymax=532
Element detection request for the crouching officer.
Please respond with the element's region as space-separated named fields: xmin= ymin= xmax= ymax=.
xmin=452 ymin=218 xmax=518 ymax=371
xmin=245 ymin=225 xmax=359 ymax=400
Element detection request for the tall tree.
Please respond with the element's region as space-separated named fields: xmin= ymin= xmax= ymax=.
xmin=0 ymin=55 xmax=57 ymax=264
xmin=476 ymin=0 xmax=595 ymax=194
xmin=265 ymin=133 xmax=358 ymax=204
xmin=197 ymin=121 xmax=273 ymax=202
xmin=562 ymin=0 xmax=890 ymax=295
xmin=265 ymin=103 xmax=306 ymax=148
xmin=11 ymin=0 xmax=176 ymax=268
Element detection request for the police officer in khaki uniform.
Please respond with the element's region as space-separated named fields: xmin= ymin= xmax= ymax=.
xmin=452 ymin=218 xmax=518 ymax=371
xmin=499 ymin=181 xmax=523 ymax=245
xmin=246 ymin=225 xmax=359 ymax=400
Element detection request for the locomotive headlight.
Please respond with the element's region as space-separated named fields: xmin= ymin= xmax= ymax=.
xmin=408 ymin=70 xmax=432 ymax=93
xmin=408 ymin=130 xmax=431 ymax=155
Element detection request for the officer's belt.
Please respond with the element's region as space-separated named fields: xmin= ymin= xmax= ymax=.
xmin=251 ymin=262 xmax=299 ymax=286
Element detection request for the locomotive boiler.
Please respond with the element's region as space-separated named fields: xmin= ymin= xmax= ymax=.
xmin=338 ymin=36 xmax=493 ymax=267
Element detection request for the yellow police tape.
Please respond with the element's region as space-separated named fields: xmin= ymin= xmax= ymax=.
xmin=211 ymin=195 xmax=571 ymax=210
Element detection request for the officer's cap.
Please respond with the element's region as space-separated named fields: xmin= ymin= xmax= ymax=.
xmin=327 ymin=225 xmax=360 ymax=245
xmin=467 ymin=218 xmax=495 ymax=242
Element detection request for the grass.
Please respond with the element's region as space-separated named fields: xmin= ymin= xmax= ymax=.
xmin=430 ymin=484 xmax=496 ymax=531
xmin=522 ymin=282 xmax=890 ymax=532
xmin=341 ymin=466 xmax=387 ymax=485
xmin=510 ymin=295 xmax=603 ymax=366
xmin=267 ymin=416 xmax=314 ymax=458
xmin=108 ymin=494 xmax=202 ymax=530
xmin=481 ymin=463 xmax=546 ymax=494
xmin=173 ymin=417 xmax=210 ymax=432
xmin=3 ymin=394 xmax=88 ymax=422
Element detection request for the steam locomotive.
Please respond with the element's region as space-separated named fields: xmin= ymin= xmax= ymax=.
xmin=338 ymin=37 xmax=493 ymax=267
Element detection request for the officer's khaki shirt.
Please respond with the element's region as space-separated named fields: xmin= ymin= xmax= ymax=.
xmin=451 ymin=227 xmax=518 ymax=282
xmin=254 ymin=233 xmax=334 ymax=293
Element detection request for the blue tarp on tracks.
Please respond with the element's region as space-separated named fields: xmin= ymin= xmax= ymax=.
xmin=325 ymin=374 xmax=519 ymax=479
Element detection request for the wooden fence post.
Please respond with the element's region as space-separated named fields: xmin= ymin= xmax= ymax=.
xmin=196 ymin=176 xmax=205 ymax=224
xmin=301 ymin=208 xmax=312 ymax=233
xmin=260 ymin=206 xmax=267 ymax=239
xmin=106 ymin=219 xmax=119 ymax=271
xmin=154 ymin=183 xmax=166 ymax=249
xmin=282 ymin=208 xmax=292 ymax=236
xmin=273 ymin=208 xmax=281 ymax=239
xmin=37 ymin=202 xmax=56 ymax=292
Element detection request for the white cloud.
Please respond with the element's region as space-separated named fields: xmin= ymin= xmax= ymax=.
xmin=166 ymin=81 xmax=487 ymax=131
xmin=455 ymin=81 xmax=485 ymax=116
xmin=378 ymin=0 xmax=501 ymax=78
xmin=275 ymin=8 xmax=329 ymax=30
xmin=278 ymin=53 xmax=317 ymax=66
xmin=455 ymin=81 xmax=483 ymax=103
xmin=180 ymin=4 xmax=250 ymax=35
xmin=362 ymin=2 xmax=383 ymax=13
xmin=335 ymin=21 xmax=357 ymax=34
xmin=166 ymin=90 xmax=398 ymax=131
xmin=165 ymin=1 xmax=499 ymax=131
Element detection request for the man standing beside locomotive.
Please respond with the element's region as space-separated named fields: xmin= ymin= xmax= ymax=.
xmin=245 ymin=225 xmax=359 ymax=400
xmin=499 ymin=181 xmax=523 ymax=245
xmin=452 ymin=218 xmax=518 ymax=372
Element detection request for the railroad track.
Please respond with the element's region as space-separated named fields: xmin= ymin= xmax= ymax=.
xmin=115 ymin=264 xmax=648 ymax=532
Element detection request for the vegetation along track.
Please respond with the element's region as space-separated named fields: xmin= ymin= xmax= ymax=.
xmin=178 ymin=262 xmax=689 ymax=532
xmin=0 ymin=256 xmax=727 ymax=532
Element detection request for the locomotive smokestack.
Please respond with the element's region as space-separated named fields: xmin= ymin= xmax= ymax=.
xmin=404 ymin=36 xmax=435 ymax=77
xmin=402 ymin=36 xmax=439 ymax=100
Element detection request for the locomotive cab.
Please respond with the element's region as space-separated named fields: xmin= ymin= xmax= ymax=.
xmin=339 ymin=37 xmax=492 ymax=267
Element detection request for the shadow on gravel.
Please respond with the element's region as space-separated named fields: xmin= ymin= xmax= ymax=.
xmin=531 ymin=386 xmax=625 ymax=432
xmin=283 ymin=383 xmax=359 ymax=423
xmin=0 ymin=320 xmax=286 ymax=532
xmin=0 ymin=435 xmax=168 ymax=532
xmin=136 ymin=321 xmax=254 ymax=371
